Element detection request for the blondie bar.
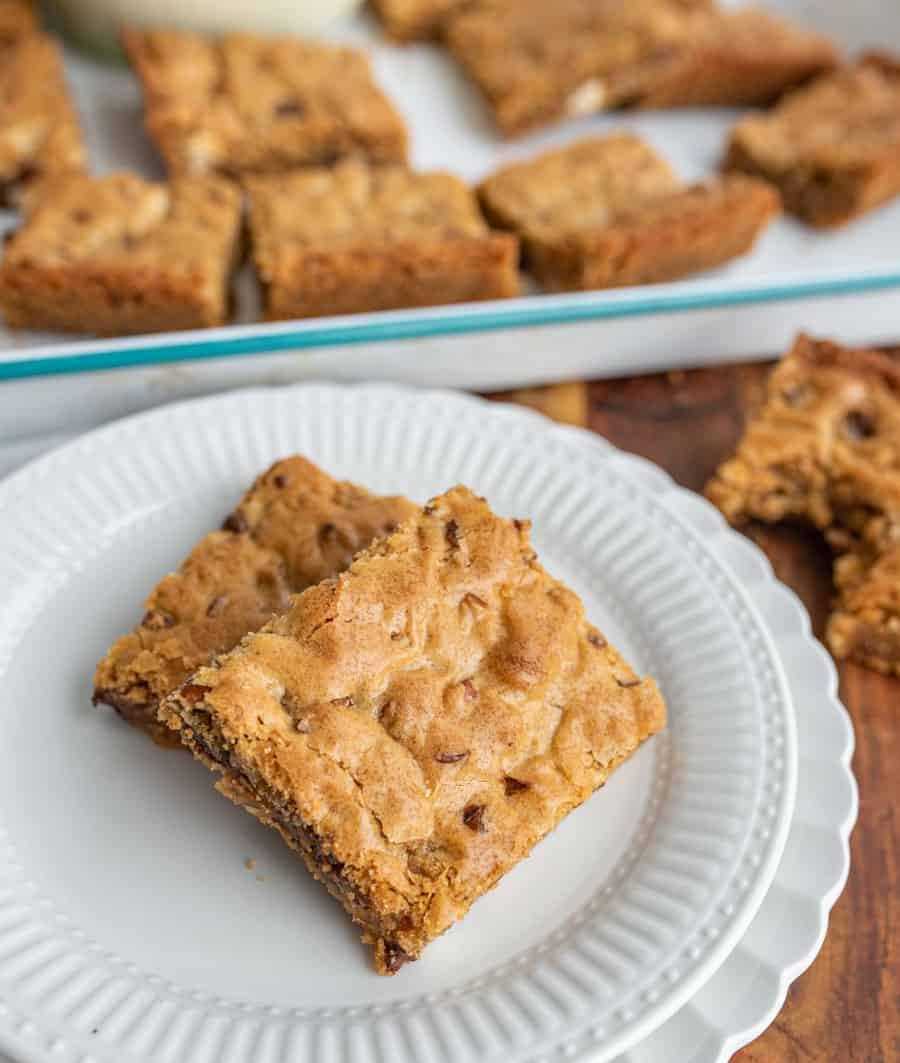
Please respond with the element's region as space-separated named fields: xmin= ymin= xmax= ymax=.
xmin=478 ymin=135 xmax=779 ymax=291
xmin=0 ymin=172 xmax=241 ymax=334
xmin=725 ymin=53 xmax=900 ymax=227
xmin=93 ymin=456 xmax=416 ymax=746
xmin=445 ymin=0 xmax=835 ymax=137
xmin=372 ymin=0 xmax=466 ymax=42
xmin=0 ymin=33 xmax=86 ymax=206
xmin=246 ymin=162 xmax=519 ymax=319
xmin=706 ymin=334 xmax=900 ymax=675
xmin=0 ymin=0 xmax=37 ymax=43
xmin=160 ymin=486 xmax=667 ymax=973
xmin=122 ymin=29 xmax=408 ymax=178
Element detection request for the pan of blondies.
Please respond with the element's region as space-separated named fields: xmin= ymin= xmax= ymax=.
xmin=0 ymin=0 xmax=898 ymax=386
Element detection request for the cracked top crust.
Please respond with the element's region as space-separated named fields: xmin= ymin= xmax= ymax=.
xmin=446 ymin=0 xmax=715 ymax=135
xmin=93 ymin=456 xmax=416 ymax=739
xmin=728 ymin=54 xmax=900 ymax=173
xmin=122 ymin=29 xmax=408 ymax=176
xmin=246 ymin=162 xmax=497 ymax=266
xmin=478 ymin=134 xmax=681 ymax=239
xmin=2 ymin=171 xmax=240 ymax=274
xmin=161 ymin=485 xmax=666 ymax=949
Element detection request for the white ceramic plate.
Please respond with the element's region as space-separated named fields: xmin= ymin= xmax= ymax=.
xmin=0 ymin=385 xmax=817 ymax=1063
xmin=1 ymin=0 xmax=899 ymax=385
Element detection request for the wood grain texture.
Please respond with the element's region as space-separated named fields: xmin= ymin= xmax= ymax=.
xmin=491 ymin=366 xmax=898 ymax=1063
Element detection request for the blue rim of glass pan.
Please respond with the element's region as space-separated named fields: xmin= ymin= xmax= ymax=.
xmin=1 ymin=267 xmax=899 ymax=380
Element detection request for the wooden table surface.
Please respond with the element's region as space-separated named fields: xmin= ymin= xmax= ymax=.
xmin=490 ymin=365 xmax=898 ymax=1063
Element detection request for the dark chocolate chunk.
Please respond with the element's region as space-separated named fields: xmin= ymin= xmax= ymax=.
xmin=462 ymin=803 xmax=486 ymax=832
xmin=223 ymin=511 xmax=249 ymax=533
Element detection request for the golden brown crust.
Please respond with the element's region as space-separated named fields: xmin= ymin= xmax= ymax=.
xmin=479 ymin=135 xmax=779 ymax=291
xmin=445 ymin=0 xmax=833 ymax=137
xmin=122 ymin=29 xmax=408 ymax=177
xmin=0 ymin=33 xmax=86 ymax=206
xmin=0 ymin=0 xmax=37 ymax=43
xmin=620 ymin=8 xmax=838 ymax=110
xmin=725 ymin=56 xmax=900 ymax=227
xmin=93 ymin=456 xmax=416 ymax=744
xmin=705 ymin=334 xmax=900 ymax=675
xmin=0 ymin=172 xmax=242 ymax=334
xmin=161 ymin=485 xmax=666 ymax=972
xmin=371 ymin=0 xmax=467 ymax=42
xmin=246 ymin=162 xmax=519 ymax=319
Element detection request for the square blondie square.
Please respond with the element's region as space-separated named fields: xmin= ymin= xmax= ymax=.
xmin=0 ymin=33 xmax=86 ymax=206
xmin=0 ymin=0 xmax=38 ymax=43
xmin=478 ymin=134 xmax=779 ymax=291
xmin=444 ymin=0 xmax=835 ymax=137
xmin=246 ymin=162 xmax=519 ymax=319
xmin=372 ymin=0 xmax=467 ymax=42
xmin=613 ymin=8 xmax=839 ymax=111
xmin=705 ymin=334 xmax=900 ymax=675
xmin=725 ymin=53 xmax=900 ymax=228
xmin=122 ymin=29 xmax=408 ymax=178
xmin=0 ymin=172 xmax=242 ymax=334
xmin=93 ymin=456 xmax=416 ymax=746
xmin=160 ymin=485 xmax=667 ymax=974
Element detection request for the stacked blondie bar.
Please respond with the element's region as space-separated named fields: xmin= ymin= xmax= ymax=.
xmin=93 ymin=460 xmax=667 ymax=972
xmin=1 ymin=1 xmax=897 ymax=335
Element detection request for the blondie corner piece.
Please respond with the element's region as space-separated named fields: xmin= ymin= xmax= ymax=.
xmin=246 ymin=162 xmax=519 ymax=319
xmin=161 ymin=485 xmax=667 ymax=973
xmin=0 ymin=0 xmax=38 ymax=43
xmin=444 ymin=0 xmax=834 ymax=137
xmin=705 ymin=334 xmax=900 ymax=675
xmin=478 ymin=134 xmax=779 ymax=291
xmin=0 ymin=32 xmax=86 ymax=207
xmin=122 ymin=29 xmax=408 ymax=177
xmin=0 ymin=172 xmax=241 ymax=334
xmin=93 ymin=456 xmax=416 ymax=746
xmin=372 ymin=0 xmax=466 ymax=42
xmin=725 ymin=53 xmax=900 ymax=228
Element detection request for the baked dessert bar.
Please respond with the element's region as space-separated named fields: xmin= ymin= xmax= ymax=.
xmin=246 ymin=162 xmax=519 ymax=319
xmin=612 ymin=8 xmax=839 ymax=111
xmin=160 ymin=485 xmax=667 ymax=973
xmin=444 ymin=0 xmax=835 ymax=137
xmin=0 ymin=172 xmax=241 ymax=334
xmin=0 ymin=33 xmax=86 ymax=206
xmin=706 ymin=334 xmax=900 ymax=675
xmin=122 ymin=29 xmax=408 ymax=178
xmin=725 ymin=53 xmax=900 ymax=228
xmin=93 ymin=456 xmax=416 ymax=746
xmin=478 ymin=135 xmax=779 ymax=291
xmin=372 ymin=0 xmax=467 ymax=42
xmin=0 ymin=0 xmax=37 ymax=43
